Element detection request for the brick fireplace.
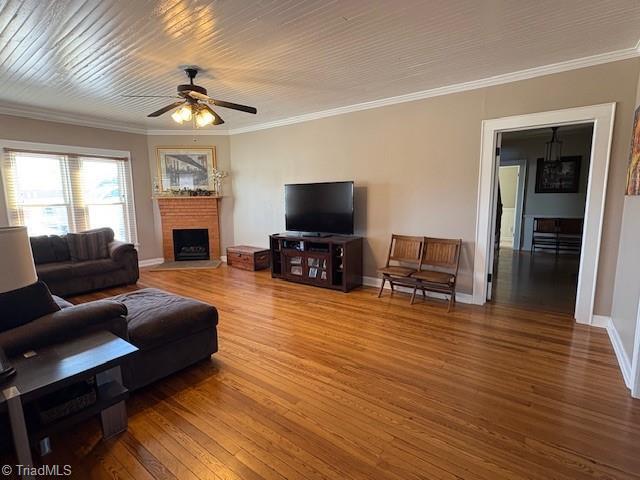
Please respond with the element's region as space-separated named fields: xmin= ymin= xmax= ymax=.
xmin=157 ymin=197 xmax=221 ymax=261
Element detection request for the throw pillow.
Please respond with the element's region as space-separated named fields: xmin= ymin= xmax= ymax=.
xmin=0 ymin=281 xmax=60 ymax=332
xmin=50 ymin=235 xmax=71 ymax=262
xmin=67 ymin=233 xmax=88 ymax=262
xmin=67 ymin=231 xmax=109 ymax=262
xmin=29 ymin=236 xmax=57 ymax=264
xmin=85 ymin=230 xmax=110 ymax=259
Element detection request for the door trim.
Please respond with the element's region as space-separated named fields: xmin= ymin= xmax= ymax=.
xmin=472 ymin=103 xmax=615 ymax=325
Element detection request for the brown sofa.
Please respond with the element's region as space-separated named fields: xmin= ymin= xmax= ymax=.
xmin=30 ymin=227 xmax=139 ymax=297
xmin=0 ymin=289 xmax=218 ymax=391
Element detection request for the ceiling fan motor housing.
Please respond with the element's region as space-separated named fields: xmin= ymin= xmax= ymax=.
xmin=177 ymin=83 xmax=207 ymax=97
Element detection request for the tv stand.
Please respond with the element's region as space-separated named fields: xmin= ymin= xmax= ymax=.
xmin=270 ymin=233 xmax=362 ymax=292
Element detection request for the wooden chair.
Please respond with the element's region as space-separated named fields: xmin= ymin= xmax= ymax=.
xmin=377 ymin=235 xmax=424 ymax=300
xmin=532 ymin=217 xmax=583 ymax=255
xmin=410 ymin=237 xmax=462 ymax=311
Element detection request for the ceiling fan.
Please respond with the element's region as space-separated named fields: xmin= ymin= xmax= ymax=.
xmin=123 ymin=67 xmax=257 ymax=127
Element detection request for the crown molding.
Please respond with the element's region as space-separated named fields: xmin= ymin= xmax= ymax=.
xmin=0 ymin=103 xmax=148 ymax=135
xmin=228 ymin=45 xmax=640 ymax=135
xmin=0 ymin=103 xmax=231 ymax=136
xmin=0 ymin=44 xmax=638 ymax=138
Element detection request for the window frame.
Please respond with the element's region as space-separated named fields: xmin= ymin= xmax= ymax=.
xmin=0 ymin=139 xmax=139 ymax=245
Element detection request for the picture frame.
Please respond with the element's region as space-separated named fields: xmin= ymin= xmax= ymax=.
xmin=156 ymin=146 xmax=216 ymax=192
xmin=535 ymin=156 xmax=581 ymax=193
xmin=626 ymin=104 xmax=640 ymax=195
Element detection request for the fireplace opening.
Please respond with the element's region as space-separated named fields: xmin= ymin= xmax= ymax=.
xmin=173 ymin=228 xmax=210 ymax=261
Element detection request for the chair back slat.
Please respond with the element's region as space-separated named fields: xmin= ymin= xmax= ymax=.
xmin=534 ymin=218 xmax=557 ymax=233
xmin=388 ymin=235 xmax=423 ymax=264
xmin=558 ymin=218 xmax=583 ymax=235
xmin=421 ymin=238 xmax=462 ymax=271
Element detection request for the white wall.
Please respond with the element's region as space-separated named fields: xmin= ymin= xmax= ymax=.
xmin=611 ymin=197 xmax=640 ymax=358
xmin=501 ymin=126 xmax=593 ymax=250
xmin=230 ymin=59 xmax=640 ymax=315
xmin=610 ymin=74 xmax=640 ymax=363
xmin=498 ymin=166 xmax=518 ymax=245
xmin=499 ymin=166 xmax=518 ymax=208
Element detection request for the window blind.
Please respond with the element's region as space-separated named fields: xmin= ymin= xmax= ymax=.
xmin=2 ymin=148 xmax=138 ymax=244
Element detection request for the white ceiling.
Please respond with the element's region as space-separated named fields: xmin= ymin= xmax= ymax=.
xmin=1 ymin=0 xmax=639 ymax=133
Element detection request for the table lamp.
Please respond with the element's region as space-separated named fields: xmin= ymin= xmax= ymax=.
xmin=0 ymin=226 xmax=37 ymax=380
xmin=0 ymin=226 xmax=37 ymax=293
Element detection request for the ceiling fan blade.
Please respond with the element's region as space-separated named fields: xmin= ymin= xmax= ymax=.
xmin=122 ymin=95 xmax=180 ymax=98
xmin=147 ymin=101 xmax=185 ymax=117
xmin=209 ymin=99 xmax=257 ymax=114
xmin=187 ymin=91 xmax=210 ymax=101
xmin=203 ymin=105 xmax=225 ymax=125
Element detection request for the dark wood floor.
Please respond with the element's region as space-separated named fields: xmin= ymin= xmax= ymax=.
xmin=493 ymin=248 xmax=580 ymax=314
xmin=9 ymin=265 xmax=640 ymax=479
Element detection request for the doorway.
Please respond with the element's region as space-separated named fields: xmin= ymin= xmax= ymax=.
xmin=492 ymin=125 xmax=593 ymax=314
xmin=497 ymin=161 xmax=526 ymax=249
xmin=473 ymin=103 xmax=616 ymax=324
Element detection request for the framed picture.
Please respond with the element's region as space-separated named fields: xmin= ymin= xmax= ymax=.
xmin=626 ymin=105 xmax=640 ymax=195
xmin=535 ymin=156 xmax=581 ymax=193
xmin=156 ymin=147 xmax=216 ymax=191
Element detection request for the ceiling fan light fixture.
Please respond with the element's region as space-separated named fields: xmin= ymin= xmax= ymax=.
xmin=195 ymin=108 xmax=215 ymax=127
xmin=171 ymin=110 xmax=184 ymax=124
xmin=178 ymin=104 xmax=192 ymax=122
xmin=136 ymin=67 xmax=256 ymax=124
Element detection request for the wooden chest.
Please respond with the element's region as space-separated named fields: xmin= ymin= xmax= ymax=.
xmin=226 ymin=245 xmax=270 ymax=271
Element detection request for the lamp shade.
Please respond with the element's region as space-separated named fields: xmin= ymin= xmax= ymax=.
xmin=0 ymin=226 xmax=37 ymax=293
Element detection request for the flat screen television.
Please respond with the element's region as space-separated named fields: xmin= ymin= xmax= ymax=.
xmin=285 ymin=181 xmax=354 ymax=235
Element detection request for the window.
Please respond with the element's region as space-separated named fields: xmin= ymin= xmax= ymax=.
xmin=2 ymin=148 xmax=138 ymax=243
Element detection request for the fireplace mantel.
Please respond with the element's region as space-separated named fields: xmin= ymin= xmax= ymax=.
xmin=153 ymin=195 xmax=223 ymax=200
xmin=157 ymin=197 xmax=221 ymax=261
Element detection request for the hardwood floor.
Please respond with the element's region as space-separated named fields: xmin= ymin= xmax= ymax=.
xmin=493 ymin=247 xmax=580 ymax=314
xmin=14 ymin=266 xmax=640 ymax=479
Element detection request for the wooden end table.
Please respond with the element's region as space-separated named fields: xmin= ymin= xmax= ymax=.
xmin=0 ymin=331 xmax=138 ymax=479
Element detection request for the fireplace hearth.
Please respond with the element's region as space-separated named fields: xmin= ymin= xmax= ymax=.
xmin=173 ymin=228 xmax=210 ymax=261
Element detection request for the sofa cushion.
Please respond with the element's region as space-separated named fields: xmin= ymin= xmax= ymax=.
xmin=50 ymin=235 xmax=71 ymax=262
xmin=70 ymin=259 xmax=121 ymax=277
xmin=29 ymin=235 xmax=71 ymax=264
xmin=30 ymin=235 xmax=57 ymax=264
xmin=67 ymin=230 xmax=110 ymax=262
xmin=82 ymin=227 xmax=115 ymax=243
xmin=109 ymin=288 xmax=218 ymax=350
xmin=36 ymin=262 xmax=73 ymax=282
xmin=0 ymin=281 xmax=60 ymax=333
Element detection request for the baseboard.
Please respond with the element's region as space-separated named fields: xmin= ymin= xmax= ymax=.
xmin=362 ymin=276 xmax=473 ymax=304
xmin=220 ymin=255 xmax=227 ymax=263
xmin=591 ymin=315 xmax=610 ymax=328
xmin=139 ymin=257 xmax=164 ymax=267
xmin=605 ymin=317 xmax=633 ymax=390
